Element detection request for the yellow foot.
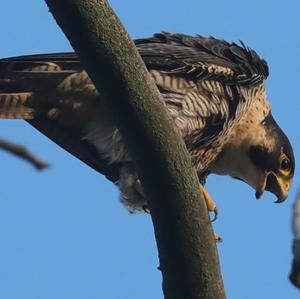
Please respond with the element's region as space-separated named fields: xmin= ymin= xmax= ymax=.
xmin=199 ymin=183 xmax=218 ymax=222
xmin=198 ymin=183 xmax=222 ymax=241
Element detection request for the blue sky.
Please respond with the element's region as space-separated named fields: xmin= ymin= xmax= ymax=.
xmin=0 ymin=1 xmax=299 ymax=298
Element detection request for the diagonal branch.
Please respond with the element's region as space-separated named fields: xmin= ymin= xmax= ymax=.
xmin=44 ymin=1 xmax=226 ymax=298
xmin=0 ymin=138 xmax=49 ymax=170
xmin=290 ymin=189 xmax=300 ymax=288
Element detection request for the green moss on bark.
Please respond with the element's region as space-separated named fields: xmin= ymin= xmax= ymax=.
xmin=45 ymin=1 xmax=226 ymax=298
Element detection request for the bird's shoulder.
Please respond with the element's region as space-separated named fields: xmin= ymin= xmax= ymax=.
xmin=135 ymin=32 xmax=269 ymax=87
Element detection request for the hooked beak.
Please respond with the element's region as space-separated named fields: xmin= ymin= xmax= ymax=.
xmin=255 ymin=171 xmax=290 ymax=203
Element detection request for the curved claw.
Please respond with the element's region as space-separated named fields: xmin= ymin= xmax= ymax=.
xmin=199 ymin=183 xmax=219 ymax=222
xmin=142 ymin=205 xmax=150 ymax=213
xmin=210 ymin=207 xmax=218 ymax=223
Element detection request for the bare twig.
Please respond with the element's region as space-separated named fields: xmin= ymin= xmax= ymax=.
xmin=290 ymin=189 xmax=300 ymax=288
xmin=0 ymin=138 xmax=50 ymax=170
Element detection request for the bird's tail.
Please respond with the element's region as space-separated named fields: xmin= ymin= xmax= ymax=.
xmin=0 ymin=89 xmax=34 ymax=119
xmin=0 ymin=57 xmax=38 ymax=120
xmin=0 ymin=53 xmax=77 ymax=120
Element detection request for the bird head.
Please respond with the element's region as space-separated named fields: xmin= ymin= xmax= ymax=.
xmin=248 ymin=113 xmax=295 ymax=202
xmin=210 ymin=113 xmax=295 ymax=203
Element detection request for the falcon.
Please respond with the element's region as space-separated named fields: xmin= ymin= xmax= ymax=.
xmin=0 ymin=32 xmax=295 ymax=218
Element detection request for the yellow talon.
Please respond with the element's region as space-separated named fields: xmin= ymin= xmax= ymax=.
xmin=199 ymin=183 xmax=218 ymax=222
xmin=199 ymin=183 xmax=222 ymax=242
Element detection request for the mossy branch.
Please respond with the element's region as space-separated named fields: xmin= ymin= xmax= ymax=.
xmin=44 ymin=1 xmax=226 ymax=298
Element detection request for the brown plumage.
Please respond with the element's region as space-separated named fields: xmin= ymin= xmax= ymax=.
xmin=0 ymin=32 xmax=294 ymax=211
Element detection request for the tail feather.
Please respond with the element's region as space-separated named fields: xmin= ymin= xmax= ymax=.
xmin=0 ymin=53 xmax=122 ymax=183
xmin=0 ymin=108 xmax=34 ymax=119
xmin=0 ymin=92 xmax=34 ymax=119
xmin=0 ymin=55 xmax=81 ymax=120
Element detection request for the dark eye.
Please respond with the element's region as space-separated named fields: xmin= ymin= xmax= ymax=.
xmin=281 ymin=158 xmax=291 ymax=171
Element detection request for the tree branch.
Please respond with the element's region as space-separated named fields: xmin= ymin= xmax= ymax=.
xmin=44 ymin=1 xmax=226 ymax=298
xmin=290 ymin=189 xmax=300 ymax=288
xmin=0 ymin=138 xmax=49 ymax=170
